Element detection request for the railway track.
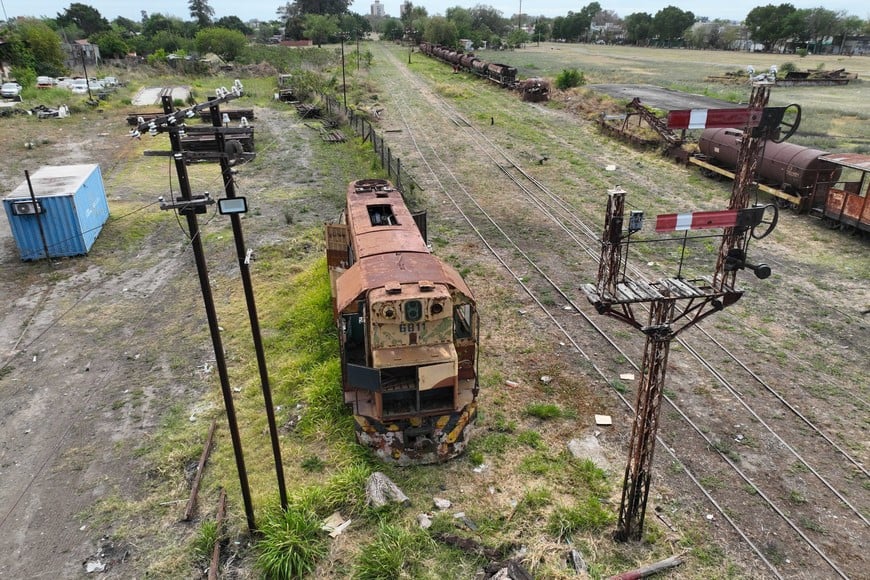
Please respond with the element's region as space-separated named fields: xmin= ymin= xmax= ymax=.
xmin=375 ymin=44 xmax=868 ymax=579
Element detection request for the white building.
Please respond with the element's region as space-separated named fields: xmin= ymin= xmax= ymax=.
xmin=370 ymin=0 xmax=385 ymax=17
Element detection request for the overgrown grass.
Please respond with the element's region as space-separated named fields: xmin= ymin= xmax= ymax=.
xmin=257 ymin=506 xmax=329 ymax=578
xmin=547 ymin=496 xmax=616 ymax=538
xmin=352 ymin=522 xmax=432 ymax=579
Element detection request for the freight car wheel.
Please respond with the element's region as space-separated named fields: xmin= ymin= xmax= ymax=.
xmin=751 ymin=204 xmax=779 ymax=239
xmin=771 ymin=104 xmax=801 ymax=143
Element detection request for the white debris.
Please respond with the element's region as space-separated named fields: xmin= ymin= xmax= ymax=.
xmin=595 ymin=414 xmax=612 ymax=426
xmin=433 ymin=497 xmax=452 ymax=510
xmin=417 ymin=513 xmax=433 ymax=529
xmin=540 ymin=375 xmax=552 ymax=384
xmin=84 ymin=560 xmax=106 ymax=573
xmin=619 ymin=373 xmax=635 ymax=381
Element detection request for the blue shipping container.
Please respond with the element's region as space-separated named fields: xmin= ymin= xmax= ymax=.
xmin=3 ymin=164 xmax=109 ymax=261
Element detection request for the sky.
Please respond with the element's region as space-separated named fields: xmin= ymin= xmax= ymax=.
xmin=1 ymin=0 xmax=866 ymax=26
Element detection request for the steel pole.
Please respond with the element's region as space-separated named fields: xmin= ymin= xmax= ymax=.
xmin=209 ymin=104 xmax=288 ymax=511
xmin=162 ymin=95 xmax=256 ymax=532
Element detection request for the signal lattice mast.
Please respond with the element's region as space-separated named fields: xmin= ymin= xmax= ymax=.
xmin=582 ymin=82 xmax=794 ymax=541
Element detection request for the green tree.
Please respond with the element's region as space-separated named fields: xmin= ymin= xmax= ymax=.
xmin=471 ymin=5 xmax=508 ymax=37
xmin=423 ymin=16 xmax=458 ymax=47
xmin=90 ymin=29 xmax=129 ymax=58
xmin=652 ymin=5 xmax=695 ymax=45
xmin=745 ymin=4 xmax=797 ymax=52
xmin=445 ymin=6 xmax=473 ymax=39
xmin=56 ymin=3 xmax=110 ymax=36
xmin=142 ymin=13 xmax=188 ymax=38
xmin=290 ymin=0 xmax=350 ymax=16
xmin=507 ymin=28 xmax=530 ymax=48
xmin=112 ymin=16 xmax=140 ymax=36
xmin=803 ymin=7 xmax=839 ymax=53
xmin=215 ymin=16 xmax=253 ymax=35
xmin=17 ymin=19 xmax=66 ymax=76
xmin=303 ymin=14 xmax=339 ymax=47
xmin=381 ymin=17 xmax=404 ymax=41
xmin=195 ymin=27 xmax=247 ymax=60
xmin=579 ymin=1 xmax=602 ymax=39
xmin=532 ymin=20 xmax=550 ymax=43
xmin=189 ymin=0 xmax=214 ymax=28
xmin=624 ymin=12 xmax=653 ymax=45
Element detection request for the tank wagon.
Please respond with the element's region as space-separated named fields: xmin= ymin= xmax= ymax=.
xmin=691 ymin=129 xmax=870 ymax=232
xmin=326 ymin=179 xmax=480 ymax=464
xmin=418 ymin=42 xmax=522 ymax=91
xmin=694 ymin=128 xmax=842 ymax=211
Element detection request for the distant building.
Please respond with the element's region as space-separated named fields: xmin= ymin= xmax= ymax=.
xmin=371 ymin=0 xmax=385 ymax=18
xmin=63 ymin=39 xmax=101 ymax=70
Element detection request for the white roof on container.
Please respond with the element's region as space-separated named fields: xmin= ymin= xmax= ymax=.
xmin=5 ymin=164 xmax=100 ymax=200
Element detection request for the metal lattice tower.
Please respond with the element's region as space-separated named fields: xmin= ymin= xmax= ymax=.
xmin=582 ymin=83 xmax=783 ymax=541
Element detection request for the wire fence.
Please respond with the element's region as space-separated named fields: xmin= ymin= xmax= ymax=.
xmin=319 ymin=92 xmax=419 ymax=196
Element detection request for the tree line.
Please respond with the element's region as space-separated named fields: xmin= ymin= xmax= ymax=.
xmin=3 ymin=0 xmax=869 ymax=84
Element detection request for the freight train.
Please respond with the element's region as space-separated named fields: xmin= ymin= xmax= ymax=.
xmin=690 ymin=128 xmax=870 ymax=233
xmin=418 ymin=42 xmax=550 ymax=102
xmin=326 ymin=179 xmax=479 ymax=464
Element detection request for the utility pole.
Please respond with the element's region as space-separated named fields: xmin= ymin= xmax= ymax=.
xmin=208 ymin=103 xmax=288 ymax=512
xmin=340 ymin=33 xmax=347 ymax=109
xmin=133 ymin=84 xmax=258 ymax=532
xmin=582 ymin=80 xmax=790 ymax=541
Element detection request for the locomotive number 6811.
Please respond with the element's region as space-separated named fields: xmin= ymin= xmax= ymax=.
xmin=326 ymin=179 xmax=479 ymax=464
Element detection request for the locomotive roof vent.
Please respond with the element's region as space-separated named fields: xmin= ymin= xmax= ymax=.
xmin=385 ymin=281 xmax=402 ymax=294
xmin=418 ymin=280 xmax=435 ymax=292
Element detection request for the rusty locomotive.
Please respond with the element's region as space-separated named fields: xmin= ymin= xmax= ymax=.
xmin=418 ymin=42 xmax=550 ymax=102
xmin=691 ymin=128 xmax=870 ymax=233
xmin=326 ymin=179 xmax=479 ymax=464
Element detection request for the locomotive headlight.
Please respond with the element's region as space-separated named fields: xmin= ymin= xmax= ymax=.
xmin=431 ymin=303 xmax=444 ymax=315
xmin=384 ymin=307 xmax=396 ymax=319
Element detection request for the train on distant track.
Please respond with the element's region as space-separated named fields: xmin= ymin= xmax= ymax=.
xmin=690 ymin=128 xmax=870 ymax=233
xmin=418 ymin=42 xmax=550 ymax=102
xmin=326 ymin=179 xmax=479 ymax=464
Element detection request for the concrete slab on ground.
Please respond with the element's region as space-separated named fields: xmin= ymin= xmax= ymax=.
xmin=131 ymin=86 xmax=191 ymax=106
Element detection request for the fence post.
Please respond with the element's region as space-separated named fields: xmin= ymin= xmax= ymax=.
xmin=387 ymin=148 xmax=392 ymax=178
xmin=396 ymin=158 xmax=402 ymax=192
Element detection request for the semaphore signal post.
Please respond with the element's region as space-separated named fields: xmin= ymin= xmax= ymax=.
xmin=582 ymin=81 xmax=796 ymax=541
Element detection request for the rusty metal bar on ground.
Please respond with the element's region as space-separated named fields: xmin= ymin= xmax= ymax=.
xmin=607 ymin=554 xmax=684 ymax=580
xmin=208 ymin=489 xmax=227 ymax=580
xmin=183 ymin=418 xmax=217 ymax=521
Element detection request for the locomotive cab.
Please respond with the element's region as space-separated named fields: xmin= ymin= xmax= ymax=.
xmin=341 ymin=281 xmax=477 ymax=421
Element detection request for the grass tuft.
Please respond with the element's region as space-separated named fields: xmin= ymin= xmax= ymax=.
xmin=546 ymin=496 xmax=615 ymax=539
xmin=352 ymin=522 xmax=431 ymax=579
xmin=256 ymin=506 xmax=329 ymax=578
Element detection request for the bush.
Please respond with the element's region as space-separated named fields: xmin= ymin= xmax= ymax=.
xmin=780 ymin=62 xmax=797 ymax=74
xmin=555 ymin=68 xmax=585 ymax=90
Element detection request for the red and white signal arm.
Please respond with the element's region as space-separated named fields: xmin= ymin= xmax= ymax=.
xmin=666 ymin=108 xmax=762 ymax=130
xmin=655 ymin=210 xmax=738 ymax=232
xmin=655 ymin=207 xmax=764 ymax=233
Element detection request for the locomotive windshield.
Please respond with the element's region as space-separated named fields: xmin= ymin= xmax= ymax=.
xmin=404 ymin=300 xmax=422 ymax=322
